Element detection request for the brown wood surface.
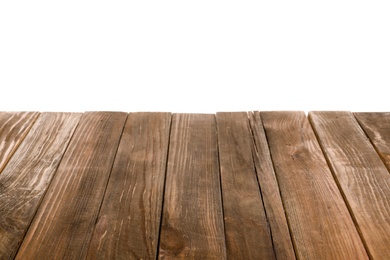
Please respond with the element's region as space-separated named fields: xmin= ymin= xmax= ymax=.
xmin=16 ymin=112 xmax=127 ymax=260
xmin=261 ymin=111 xmax=368 ymax=260
xmin=248 ymin=111 xmax=296 ymax=260
xmin=0 ymin=110 xmax=388 ymax=259
xmin=0 ymin=112 xmax=39 ymax=174
xmin=355 ymin=112 xmax=390 ymax=171
xmin=86 ymin=113 xmax=171 ymax=259
xmin=0 ymin=113 xmax=81 ymax=259
xmin=158 ymin=114 xmax=226 ymax=259
xmin=310 ymin=111 xmax=390 ymax=259
xmin=216 ymin=112 xmax=275 ymax=259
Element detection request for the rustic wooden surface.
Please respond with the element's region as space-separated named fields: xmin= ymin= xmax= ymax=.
xmin=310 ymin=111 xmax=390 ymax=260
xmin=248 ymin=111 xmax=296 ymax=260
xmin=16 ymin=112 xmax=127 ymax=259
xmin=0 ymin=112 xmax=38 ymax=173
xmin=86 ymin=113 xmax=171 ymax=259
xmin=262 ymin=111 xmax=367 ymax=259
xmin=216 ymin=112 xmax=275 ymax=259
xmin=0 ymin=113 xmax=81 ymax=259
xmin=355 ymin=112 xmax=390 ymax=170
xmin=0 ymin=111 xmax=389 ymax=259
xmin=158 ymin=114 xmax=226 ymax=259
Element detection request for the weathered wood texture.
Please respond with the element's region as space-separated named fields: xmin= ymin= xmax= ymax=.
xmin=0 ymin=113 xmax=81 ymax=259
xmin=158 ymin=114 xmax=226 ymax=259
xmin=16 ymin=112 xmax=127 ymax=260
xmin=86 ymin=113 xmax=171 ymax=259
xmin=216 ymin=112 xmax=275 ymax=259
xmin=0 ymin=112 xmax=39 ymax=173
xmin=355 ymin=112 xmax=390 ymax=171
xmin=310 ymin=111 xmax=390 ymax=259
xmin=248 ymin=111 xmax=296 ymax=260
xmin=0 ymin=111 xmax=389 ymax=259
xmin=261 ymin=111 xmax=367 ymax=260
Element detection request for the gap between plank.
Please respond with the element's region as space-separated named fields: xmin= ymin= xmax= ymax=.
xmin=214 ymin=114 xmax=229 ymax=260
xmin=0 ymin=112 xmax=40 ymax=175
xmin=354 ymin=114 xmax=390 ymax=175
xmin=308 ymin=114 xmax=373 ymax=260
xmin=246 ymin=112 xmax=277 ymax=260
xmin=155 ymin=113 xmax=173 ymax=260
xmin=259 ymin=112 xmax=300 ymax=260
xmin=83 ymin=113 xmax=129 ymax=256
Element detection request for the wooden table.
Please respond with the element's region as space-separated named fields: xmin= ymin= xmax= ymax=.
xmin=0 ymin=111 xmax=389 ymax=259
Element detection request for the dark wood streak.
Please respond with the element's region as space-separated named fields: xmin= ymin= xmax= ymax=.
xmin=0 ymin=113 xmax=81 ymax=259
xmin=15 ymin=112 xmax=127 ymax=260
xmin=86 ymin=113 xmax=171 ymax=259
xmin=262 ymin=111 xmax=368 ymax=260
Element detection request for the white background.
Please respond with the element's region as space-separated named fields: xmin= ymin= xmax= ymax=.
xmin=1 ymin=1 xmax=389 ymax=113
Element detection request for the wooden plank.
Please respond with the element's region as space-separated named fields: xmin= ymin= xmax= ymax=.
xmin=158 ymin=114 xmax=226 ymax=259
xmin=0 ymin=112 xmax=39 ymax=174
xmin=0 ymin=113 xmax=81 ymax=259
xmin=248 ymin=111 xmax=296 ymax=260
xmin=16 ymin=112 xmax=128 ymax=259
xmin=261 ymin=111 xmax=368 ymax=260
xmin=354 ymin=112 xmax=390 ymax=171
xmin=86 ymin=113 xmax=171 ymax=259
xmin=216 ymin=112 xmax=275 ymax=259
xmin=310 ymin=111 xmax=390 ymax=259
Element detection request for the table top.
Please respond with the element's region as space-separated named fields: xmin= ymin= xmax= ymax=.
xmin=0 ymin=111 xmax=389 ymax=259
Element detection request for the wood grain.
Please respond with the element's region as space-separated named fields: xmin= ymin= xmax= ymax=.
xmin=86 ymin=113 xmax=171 ymax=259
xmin=216 ymin=112 xmax=275 ymax=259
xmin=248 ymin=111 xmax=296 ymax=260
xmin=0 ymin=110 xmax=388 ymax=259
xmin=0 ymin=112 xmax=39 ymax=174
xmin=15 ymin=112 xmax=127 ymax=260
xmin=158 ymin=114 xmax=226 ymax=259
xmin=354 ymin=112 xmax=390 ymax=171
xmin=310 ymin=111 xmax=390 ymax=259
xmin=0 ymin=113 xmax=81 ymax=259
xmin=261 ymin=111 xmax=368 ymax=260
